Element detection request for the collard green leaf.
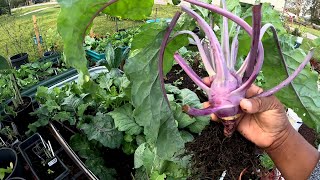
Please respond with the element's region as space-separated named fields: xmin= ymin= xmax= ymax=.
xmin=125 ymin=23 xmax=184 ymax=159
xmin=103 ymin=0 xmax=153 ymax=20
xmin=80 ymin=112 xmax=123 ymax=148
xmin=261 ymin=35 xmax=320 ymax=132
xmin=108 ymin=104 xmax=142 ymax=135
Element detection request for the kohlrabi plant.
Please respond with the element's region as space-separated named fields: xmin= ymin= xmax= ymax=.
xmin=159 ymin=0 xmax=314 ymax=136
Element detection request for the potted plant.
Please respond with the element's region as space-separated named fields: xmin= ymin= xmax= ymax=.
xmin=0 ymin=55 xmax=34 ymax=134
xmin=0 ymin=16 xmax=29 ymax=68
xmin=19 ymin=133 xmax=69 ymax=180
xmin=43 ymin=28 xmax=62 ymax=58
xmin=0 ymin=148 xmax=25 ymax=179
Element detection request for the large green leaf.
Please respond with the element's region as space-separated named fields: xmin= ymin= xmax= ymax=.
xmin=57 ymin=0 xmax=154 ymax=82
xmin=108 ymin=104 xmax=143 ymax=135
xmin=104 ymin=0 xmax=153 ymax=20
xmin=80 ymin=112 xmax=123 ymax=148
xmin=125 ymin=23 xmax=184 ymax=159
xmin=261 ymin=35 xmax=320 ymax=132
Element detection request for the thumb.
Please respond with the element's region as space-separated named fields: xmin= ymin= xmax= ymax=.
xmin=240 ymin=96 xmax=279 ymax=114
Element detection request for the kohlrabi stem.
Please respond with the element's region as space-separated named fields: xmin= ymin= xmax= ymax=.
xmin=202 ymin=40 xmax=216 ymax=71
xmin=185 ymin=104 xmax=234 ymax=116
xmin=184 ymin=0 xmax=252 ymax=36
xmin=230 ymin=26 xmax=241 ymax=70
xmin=243 ymin=4 xmax=262 ymax=82
xmin=181 ymin=5 xmax=228 ymax=80
xmin=174 ymin=53 xmax=210 ymax=92
xmin=173 ymin=30 xmax=215 ymax=76
xmin=232 ymin=5 xmax=263 ymax=94
xmin=257 ymin=49 xmax=315 ymax=97
xmin=221 ymin=0 xmax=231 ymax=69
xmin=159 ymin=12 xmax=182 ymax=105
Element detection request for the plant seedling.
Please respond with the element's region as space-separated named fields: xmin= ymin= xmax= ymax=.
xmin=159 ymin=0 xmax=314 ymax=136
xmin=0 ymin=162 xmax=13 ymax=180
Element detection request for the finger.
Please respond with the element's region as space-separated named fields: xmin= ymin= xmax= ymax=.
xmin=202 ymin=77 xmax=213 ymax=86
xmin=240 ymin=96 xmax=279 ymax=114
xmin=203 ymin=102 xmax=219 ymax=121
xmin=245 ymin=84 xmax=263 ymax=98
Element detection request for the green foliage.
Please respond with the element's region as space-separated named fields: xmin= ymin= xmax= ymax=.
xmin=0 ymin=162 xmax=13 ymax=180
xmin=125 ymin=22 xmax=185 ymax=160
xmin=57 ymin=0 xmax=154 ymax=83
xmin=261 ymin=34 xmax=320 ymax=132
xmin=259 ymin=154 xmax=274 ymax=170
xmin=80 ymin=112 xmax=123 ymax=149
xmin=70 ymin=134 xmax=117 ymax=179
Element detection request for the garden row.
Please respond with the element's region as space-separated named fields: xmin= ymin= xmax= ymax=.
xmin=1 ymin=0 xmax=320 ymax=179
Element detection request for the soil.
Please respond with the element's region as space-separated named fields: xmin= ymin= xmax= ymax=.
xmin=165 ymin=63 xmax=208 ymax=102
xmin=299 ymin=124 xmax=318 ymax=147
xmin=185 ymin=122 xmax=260 ymax=179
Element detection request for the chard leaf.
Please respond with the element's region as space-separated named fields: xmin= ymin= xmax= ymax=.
xmin=125 ymin=23 xmax=184 ymax=159
xmin=80 ymin=112 xmax=123 ymax=148
xmin=108 ymin=104 xmax=143 ymax=135
xmin=262 ymin=35 xmax=320 ymax=132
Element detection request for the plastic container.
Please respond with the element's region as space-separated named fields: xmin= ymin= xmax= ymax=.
xmin=10 ymin=53 xmax=28 ymax=69
xmin=18 ymin=133 xmax=69 ymax=180
xmin=0 ymin=148 xmax=25 ymax=180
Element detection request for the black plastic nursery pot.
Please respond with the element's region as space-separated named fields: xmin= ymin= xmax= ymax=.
xmin=9 ymin=53 xmax=28 ymax=69
xmin=0 ymin=148 xmax=25 ymax=179
xmin=18 ymin=133 xmax=69 ymax=180
xmin=5 ymin=96 xmax=34 ymax=134
xmin=43 ymin=51 xmax=56 ymax=57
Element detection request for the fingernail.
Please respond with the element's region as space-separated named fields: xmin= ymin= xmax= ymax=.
xmin=241 ymin=99 xmax=252 ymax=110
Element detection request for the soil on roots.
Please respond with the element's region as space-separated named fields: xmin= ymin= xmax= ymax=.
xmin=185 ymin=122 xmax=260 ymax=179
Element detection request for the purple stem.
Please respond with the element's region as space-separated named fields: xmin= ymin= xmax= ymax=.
xmin=202 ymin=40 xmax=215 ymax=71
xmin=174 ymin=53 xmax=210 ymax=92
xmin=159 ymin=12 xmax=182 ymax=105
xmin=181 ymin=5 xmax=228 ymax=81
xmin=230 ymin=26 xmax=241 ymax=70
xmin=221 ymin=0 xmax=231 ymax=68
xmin=184 ymin=0 xmax=253 ymax=36
xmin=243 ymin=4 xmax=262 ymax=82
xmin=257 ymin=49 xmax=315 ymax=97
xmin=187 ymin=105 xmax=234 ymax=116
xmin=173 ymin=30 xmax=215 ymax=76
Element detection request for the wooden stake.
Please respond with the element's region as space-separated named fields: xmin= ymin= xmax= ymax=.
xmin=32 ymin=15 xmax=43 ymax=57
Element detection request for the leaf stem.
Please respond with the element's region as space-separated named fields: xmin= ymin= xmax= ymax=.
xmin=173 ymin=30 xmax=215 ymax=76
xmin=159 ymin=12 xmax=182 ymax=106
xmin=174 ymin=53 xmax=210 ymax=92
xmin=257 ymin=49 xmax=315 ymax=97
xmin=181 ymin=5 xmax=227 ymax=80
xmin=186 ymin=104 xmax=233 ymax=116
xmin=230 ymin=26 xmax=241 ymax=70
xmin=221 ymin=0 xmax=231 ymax=69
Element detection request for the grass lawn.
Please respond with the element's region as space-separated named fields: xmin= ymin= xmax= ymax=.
xmin=0 ymin=3 xmax=179 ymax=61
xmin=289 ymin=23 xmax=320 ymax=37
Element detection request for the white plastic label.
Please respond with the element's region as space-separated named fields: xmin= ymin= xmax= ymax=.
xmin=48 ymin=158 xmax=57 ymax=167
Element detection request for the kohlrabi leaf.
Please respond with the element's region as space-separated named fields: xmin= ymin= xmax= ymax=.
xmin=261 ymin=35 xmax=320 ymax=132
xmin=243 ymin=3 xmax=286 ymax=34
xmin=108 ymin=104 xmax=143 ymax=135
xmin=191 ymin=0 xmax=212 ymax=21
xmin=125 ymin=23 xmax=184 ymax=159
xmin=80 ymin=112 xmax=123 ymax=148
xmin=103 ymin=0 xmax=153 ymax=20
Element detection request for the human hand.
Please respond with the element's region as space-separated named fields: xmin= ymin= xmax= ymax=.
xmin=203 ymin=78 xmax=293 ymax=149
